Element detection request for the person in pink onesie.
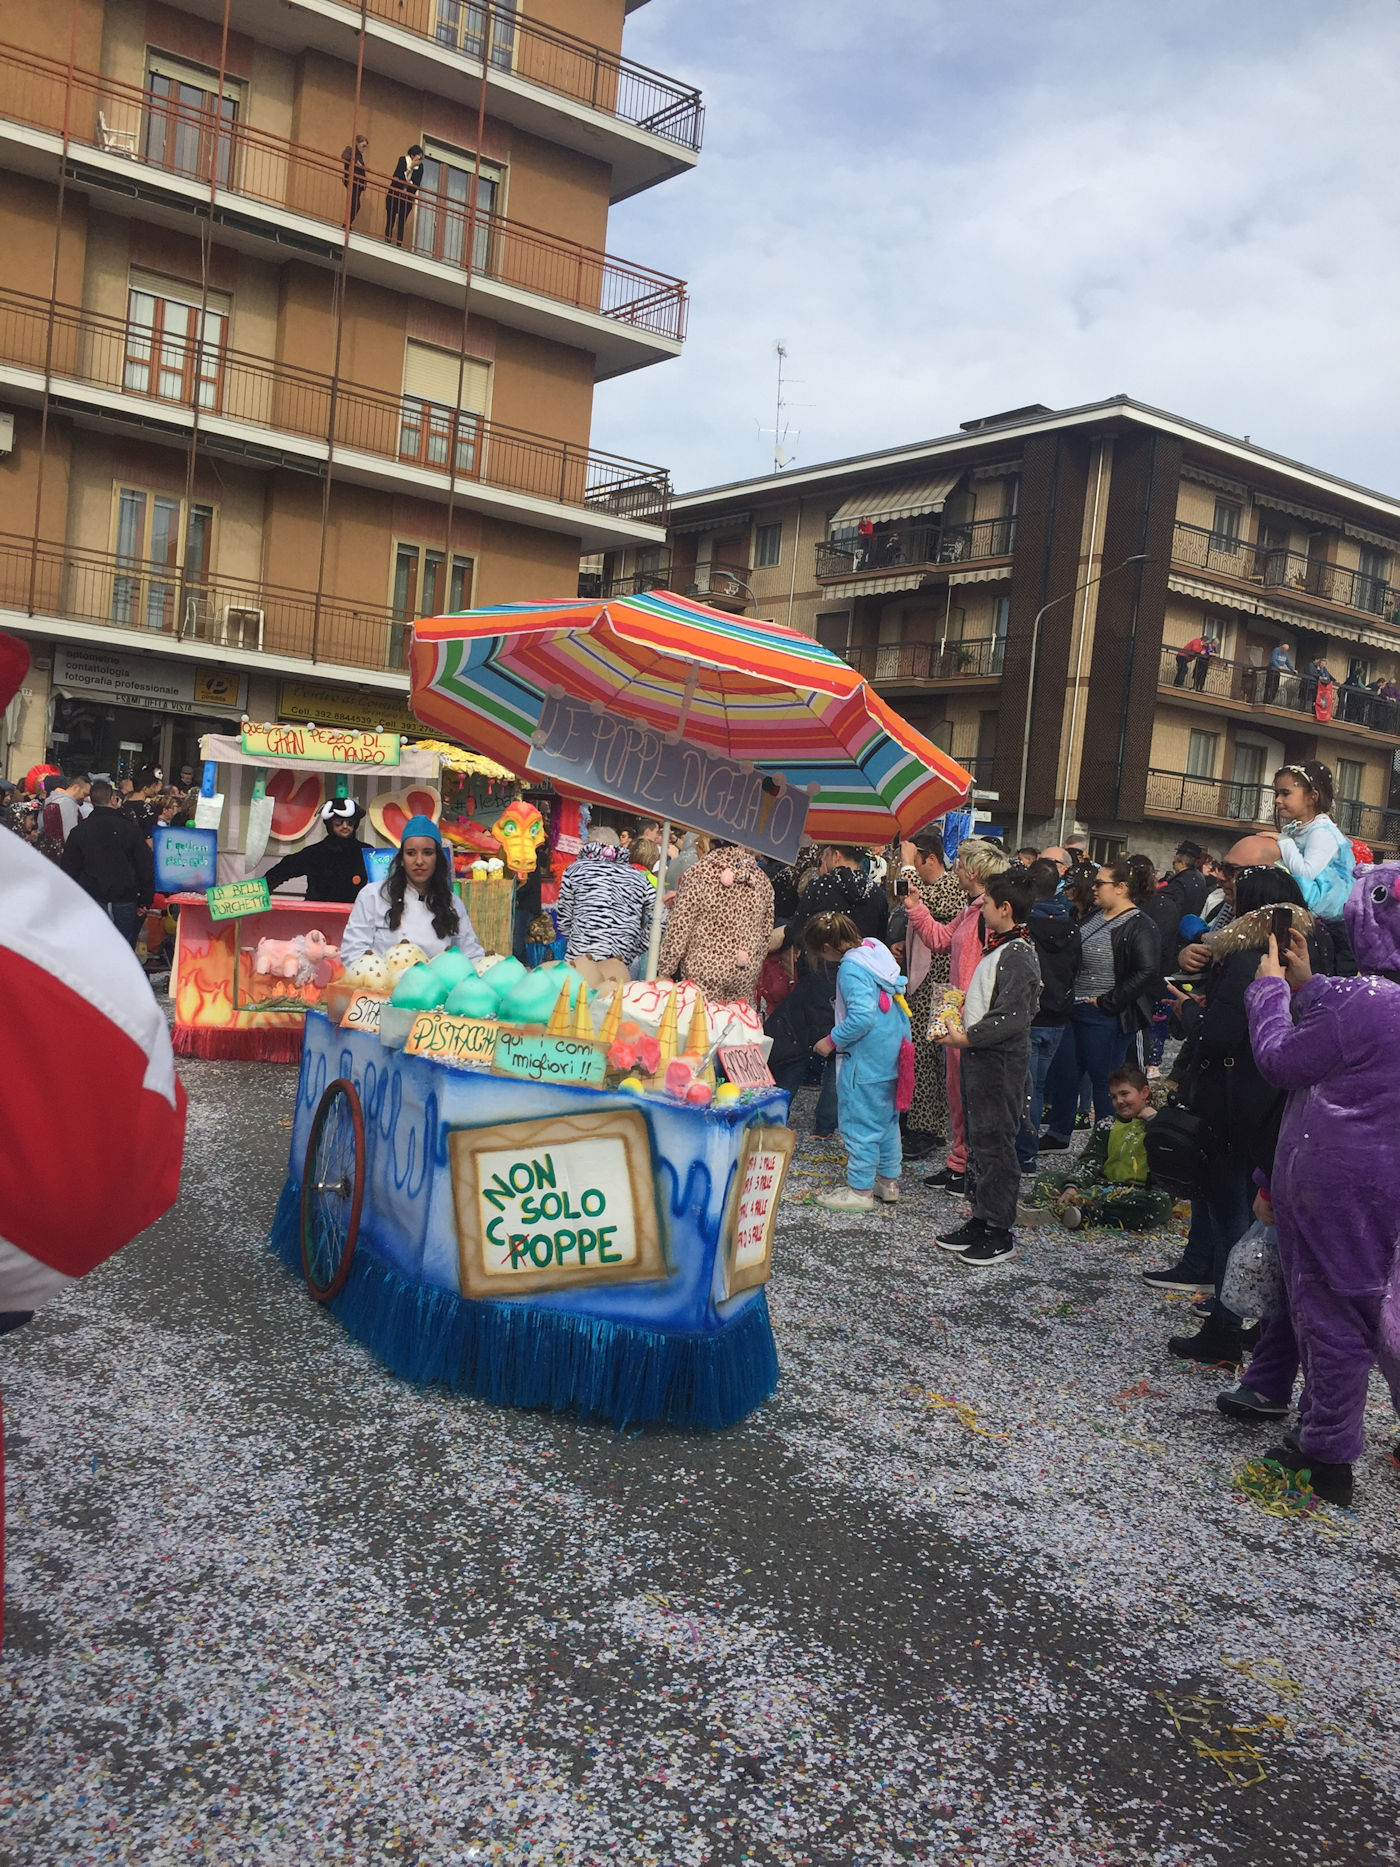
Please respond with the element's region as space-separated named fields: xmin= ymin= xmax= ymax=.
xmin=903 ymin=837 xmax=1012 ymax=1191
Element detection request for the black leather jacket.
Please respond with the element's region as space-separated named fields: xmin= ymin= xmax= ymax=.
xmin=1096 ymin=909 xmax=1162 ymax=1033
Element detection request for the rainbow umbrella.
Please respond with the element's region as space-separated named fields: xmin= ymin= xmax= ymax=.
xmin=409 ymin=590 xmax=971 ymax=843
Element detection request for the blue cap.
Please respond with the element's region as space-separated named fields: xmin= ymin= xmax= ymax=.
xmin=399 ymin=814 xmax=442 ymax=846
xmin=1178 ymin=914 xmax=1208 ymax=941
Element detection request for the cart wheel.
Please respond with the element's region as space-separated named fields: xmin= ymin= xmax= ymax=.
xmin=300 ymin=1078 xmax=365 ymax=1302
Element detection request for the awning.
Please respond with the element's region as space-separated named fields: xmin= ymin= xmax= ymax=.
xmin=1344 ymin=519 xmax=1400 ymax=551
xmin=948 ymin=565 xmax=1012 ymax=586
xmin=1166 ymin=574 xmax=1400 ymax=655
xmin=839 ymin=571 xmax=927 ymax=598
xmin=1254 ymin=491 xmax=1339 ymax=531
xmin=830 ymin=471 xmax=963 ymax=527
xmin=1166 ymin=572 xmax=1255 ymax=613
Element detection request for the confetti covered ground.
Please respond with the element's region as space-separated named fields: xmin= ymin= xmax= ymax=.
xmin=3 ymin=1059 xmax=1399 ymax=1866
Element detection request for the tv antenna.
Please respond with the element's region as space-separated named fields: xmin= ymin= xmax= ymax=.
xmin=755 ymin=340 xmax=807 ymax=470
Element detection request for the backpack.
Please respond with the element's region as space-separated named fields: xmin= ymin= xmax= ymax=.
xmin=1143 ymin=1096 xmax=1206 ymax=1198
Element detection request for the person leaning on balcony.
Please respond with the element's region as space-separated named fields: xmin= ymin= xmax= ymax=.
xmin=342 ymin=134 xmax=368 ymax=226
xmin=1264 ymin=640 xmax=1295 ymax=704
xmin=385 ymin=144 xmax=425 ymax=247
xmin=1173 ymin=632 xmax=1218 ymax=690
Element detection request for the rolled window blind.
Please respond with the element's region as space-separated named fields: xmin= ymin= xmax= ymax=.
xmin=402 ymin=340 xmax=490 ymax=413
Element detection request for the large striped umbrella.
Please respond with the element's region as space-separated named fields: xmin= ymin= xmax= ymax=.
xmin=409 ymin=591 xmax=971 ymax=842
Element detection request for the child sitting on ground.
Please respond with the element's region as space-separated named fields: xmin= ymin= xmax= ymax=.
xmin=932 ymin=868 xmax=1041 ymax=1266
xmin=807 ymin=911 xmax=910 ymax=1213
xmin=1033 ymin=1064 xmax=1171 ymax=1231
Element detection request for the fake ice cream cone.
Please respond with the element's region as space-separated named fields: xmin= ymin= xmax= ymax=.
xmin=573 ymin=985 xmax=594 ymax=1040
xmin=596 ymin=987 xmax=623 ymax=1047
xmin=655 ymin=985 xmax=680 ymax=1070
xmin=545 ymin=977 xmax=576 ymax=1035
xmin=684 ymin=993 xmax=709 ymax=1057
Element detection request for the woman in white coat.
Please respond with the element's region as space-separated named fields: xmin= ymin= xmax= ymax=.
xmin=341 ymin=815 xmax=484 ymax=965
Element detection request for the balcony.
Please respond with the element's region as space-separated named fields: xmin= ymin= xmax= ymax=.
xmin=685 ymin=562 xmax=751 ymax=610
xmin=1156 ymin=642 xmax=1400 ymax=742
xmin=815 ymin=514 xmax=1015 ymax=583
xmin=577 ymin=566 xmax=670 ymax=598
xmin=0 ymin=289 xmax=669 ymax=544
xmin=1145 ymin=766 xmax=1400 ymax=848
xmin=845 ymin=636 xmax=1005 ymax=685
xmin=0 ymin=530 xmax=407 ymax=676
xmin=0 ymin=41 xmax=688 ymax=377
xmin=1172 ymin=520 xmax=1395 ymax=621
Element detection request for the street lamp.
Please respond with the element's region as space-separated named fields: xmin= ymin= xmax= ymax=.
xmin=1013 ymin=553 xmax=1150 ymax=850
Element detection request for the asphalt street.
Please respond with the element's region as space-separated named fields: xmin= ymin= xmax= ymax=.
xmin=2 ymin=1053 xmax=1398 ymax=1866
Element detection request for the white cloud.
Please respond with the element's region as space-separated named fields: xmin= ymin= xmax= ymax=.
xmin=598 ymin=0 xmax=1400 ymax=497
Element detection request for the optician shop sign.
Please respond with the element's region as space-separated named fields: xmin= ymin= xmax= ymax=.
xmin=54 ymin=646 xmax=247 ymax=716
xmin=525 ymin=695 xmax=809 ymax=864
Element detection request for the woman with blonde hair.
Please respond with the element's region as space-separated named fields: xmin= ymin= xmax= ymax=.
xmin=903 ymin=837 xmax=1012 ymax=1194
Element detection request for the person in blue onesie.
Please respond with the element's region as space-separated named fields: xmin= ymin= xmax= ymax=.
xmin=806 ymin=911 xmax=910 ymax=1213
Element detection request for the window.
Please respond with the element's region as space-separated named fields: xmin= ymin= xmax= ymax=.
xmin=1228 ymin=742 xmax=1267 ymax=822
xmin=399 ymin=340 xmax=490 ymax=475
xmin=1185 ymin=729 xmax=1218 ymax=779
xmin=435 ymin=0 xmax=517 ymax=68
xmin=1336 ymin=758 xmax=1364 ymax=801
xmin=414 ymin=142 xmax=503 ymax=270
xmin=1089 ymin=835 xmax=1126 ymax=866
xmin=754 ymin=522 xmax=782 ymax=569
xmin=814 ymin=610 xmax=850 ymax=654
xmin=1212 ymin=499 xmax=1242 ymax=545
xmin=143 ymin=52 xmax=240 ymax=186
xmin=111 ymin=487 xmax=213 ymax=634
xmin=1347 ymin=656 xmax=1372 ymax=686
xmin=1357 ymin=544 xmax=1391 ymax=616
xmin=391 ymin=543 xmax=473 ymax=668
xmin=124 ymin=272 xmax=229 ymax=410
xmin=989 ymin=595 xmax=1010 ymax=641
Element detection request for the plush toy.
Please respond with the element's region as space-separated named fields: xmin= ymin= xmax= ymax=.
xmin=490 ymin=801 xmax=545 ymax=878
xmin=383 ymin=941 xmax=429 ymax=982
xmin=254 ymin=931 xmax=341 ymax=989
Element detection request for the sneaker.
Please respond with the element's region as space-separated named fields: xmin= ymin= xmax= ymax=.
xmin=1192 ymin=1298 xmax=1214 ymax=1317
xmin=815 ymin=1185 xmax=875 ymax=1213
xmin=1262 ymin=1442 xmax=1354 ymax=1508
xmin=1217 ymin=1383 xmax=1289 ymax=1421
xmin=1018 ymin=1161 xmax=1041 ymax=1179
xmin=923 ymin=1167 xmax=967 ymax=1193
xmin=901 ymin=1130 xmax=942 ymax=1160
xmin=1168 ymin=1316 xmax=1246 ymax=1370
xmin=1075 ymin=1111 xmax=1092 ymax=1130
xmin=1060 ymin=1204 xmax=1084 ymax=1231
xmin=811 ymin=1130 xmax=838 ymax=1141
xmin=935 ymin=1217 xmax=985 ymax=1253
xmin=959 ymin=1228 xmax=1015 ymax=1266
xmin=873 ymin=1175 xmax=900 ymax=1204
xmin=1038 ymin=1134 xmax=1072 ymax=1153
xmin=1016 ymin=1202 xmax=1042 ymax=1227
xmin=1141 ymin=1259 xmax=1212 ymax=1293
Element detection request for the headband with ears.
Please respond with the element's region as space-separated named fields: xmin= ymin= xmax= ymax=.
xmin=321 ymin=797 xmax=363 ymax=824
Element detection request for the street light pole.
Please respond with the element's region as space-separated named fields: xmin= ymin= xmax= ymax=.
xmin=1013 ymin=553 xmax=1149 ymax=851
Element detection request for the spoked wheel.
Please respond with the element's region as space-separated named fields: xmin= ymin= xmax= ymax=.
xmin=300 ymin=1077 xmax=365 ymax=1301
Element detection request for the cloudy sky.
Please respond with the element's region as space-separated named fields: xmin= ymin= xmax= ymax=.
xmin=593 ymin=0 xmax=1400 ymax=498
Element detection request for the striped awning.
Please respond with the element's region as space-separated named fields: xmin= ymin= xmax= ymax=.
xmin=1167 ymin=573 xmax=1400 ymax=655
xmin=838 ymin=572 xmax=927 ymax=598
xmin=948 ymin=565 xmax=1012 ymax=586
xmin=830 ymin=471 xmax=963 ymax=526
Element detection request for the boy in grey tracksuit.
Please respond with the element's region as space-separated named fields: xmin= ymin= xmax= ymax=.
xmin=934 ymin=869 xmax=1041 ymax=1265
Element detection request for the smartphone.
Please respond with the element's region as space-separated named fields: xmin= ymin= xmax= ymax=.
xmin=1165 ymin=974 xmax=1199 ymax=992
xmin=1270 ymin=905 xmax=1293 ymax=951
xmin=894 ymin=878 xmax=911 ymax=896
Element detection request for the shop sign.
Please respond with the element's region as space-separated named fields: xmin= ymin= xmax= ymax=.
xmin=404 ymin=1009 xmax=497 ymax=1069
xmin=449 ymin=1109 xmax=664 ymax=1298
xmin=206 ymin=878 xmax=271 ymax=921
xmin=240 ymin=722 xmax=401 ymax=766
xmin=718 ymin=1043 xmax=775 ymax=1088
xmin=153 ymin=824 xmax=219 ymax=893
xmin=493 ymin=1028 xmax=606 ymax=1087
xmin=722 ymin=1126 xmax=795 ymax=1297
xmin=53 ymin=645 xmax=248 ymax=716
xmin=526 ymin=695 xmax=808 ymax=863
xmin=278 ymin=680 xmax=420 ymax=737
xmin=340 ymin=993 xmax=388 ymax=1034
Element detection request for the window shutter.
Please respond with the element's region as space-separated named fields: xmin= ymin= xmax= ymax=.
xmin=402 ymin=340 xmax=490 ymax=413
xmin=128 ymin=269 xmax=232 ymax=316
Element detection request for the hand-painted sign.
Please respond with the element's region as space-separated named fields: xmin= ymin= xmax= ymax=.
xmin=206 ymin=878 xmax=272 ymax=921
xmin=722 ymin=1125 xmax=795 ymax=1297
xmin=365 ymin=848 xmax=395 ymax=883
xmin=525 ymin=695 xmax=808 ymax=863
xmin=449 ymin=1109 xmax=665 ymax=1298
xmin=341 ymin=992 xmax=388 ymax=1034
xmin=404 ymin=1009 xmax=497 ymax=1069
xmin=493 ymin=1028 xmax=606 ymax=1087
xmin=718 ymin=1043 xmax=776 ymax=1088
xmin=239 ymin=723 xmax=401 ymax=767
xmin=153 ymin=824 xmax=218 ymax=893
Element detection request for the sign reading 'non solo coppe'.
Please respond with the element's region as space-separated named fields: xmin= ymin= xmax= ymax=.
xmin=525 ymin=695 xmax=809 ymax=863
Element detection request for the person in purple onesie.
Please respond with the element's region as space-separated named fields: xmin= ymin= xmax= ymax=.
xmin=1240 ymin=859 xmax=1400 ymax=1505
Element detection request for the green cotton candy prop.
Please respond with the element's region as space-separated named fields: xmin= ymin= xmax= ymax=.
xmin=481 ymin=955 xmax=527 ymax=1006
xmin=390 ymin=963 xmax=450 ymax=1010
xmin=443 ymin=975 xmax=500 ymax=1019
xmin=428 ymin=950 xmax=477 ymax=994
xmin=496 ymin=964 xmax=591 ymax=1027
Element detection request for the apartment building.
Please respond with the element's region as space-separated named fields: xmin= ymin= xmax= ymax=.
xmin=590 ymin=396 xmax=1400 ymax=860
xmin=0 ymin=0 xmax=697 ymax=781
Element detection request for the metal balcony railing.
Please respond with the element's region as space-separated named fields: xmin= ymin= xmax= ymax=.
xmin=0 ymin=288 xmax=671 ymax=521
xmin=1146 ymin=766 xmax=1400 ymax=846
xmin=844 ymin=636 xmax=1005 ymax=683
xmin=577 ymin=566 xmax=670 ymax=598
xmin=686 ymin=562 xmax=750 ymax=603
xmin=1157 ymin=641 xmax=1400 ymax=739
xmin=0 ymin=41 xmax=689 ymax=344
xmin=0 ymin=529 xmax=412 ymax=672
xmin=353 ymin=0 xmax=704 ymax=151
xmin=1172 ymin=521 xmax=1394 ymax=619
xmin=815 ymin=513 xmax=1015 ymax=581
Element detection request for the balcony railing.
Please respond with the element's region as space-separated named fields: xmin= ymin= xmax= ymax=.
xmin=1172 ymin=521 xmax=1394 ymax=619
xmin=844 ymin=636 xmax=1005 ymax=683
xmin=1146 ymin=767 xmax=1400 ymax=847
xmin=0 ymin=41 xmax=689 ymax=344
xmin=0 ymin=530 xmax=412 ymax=673
xmin=815 ymin=514 xmax=1015 ymax=581
xmin=0 ymin=288 xmax=670 ymax=521
xmin=577 ymin=565 xmax=670 ymax=598
xmin=355 ymin=0 xmax=704 ymax=151
xmin=1157 ymin=642 xmax=1400 ymax=739
xmin=686 ymin=562 xmax=751 ymax=604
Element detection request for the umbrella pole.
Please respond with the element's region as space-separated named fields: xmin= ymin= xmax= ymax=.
xmin=643 ymin=815 xmax=671 ymax=982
